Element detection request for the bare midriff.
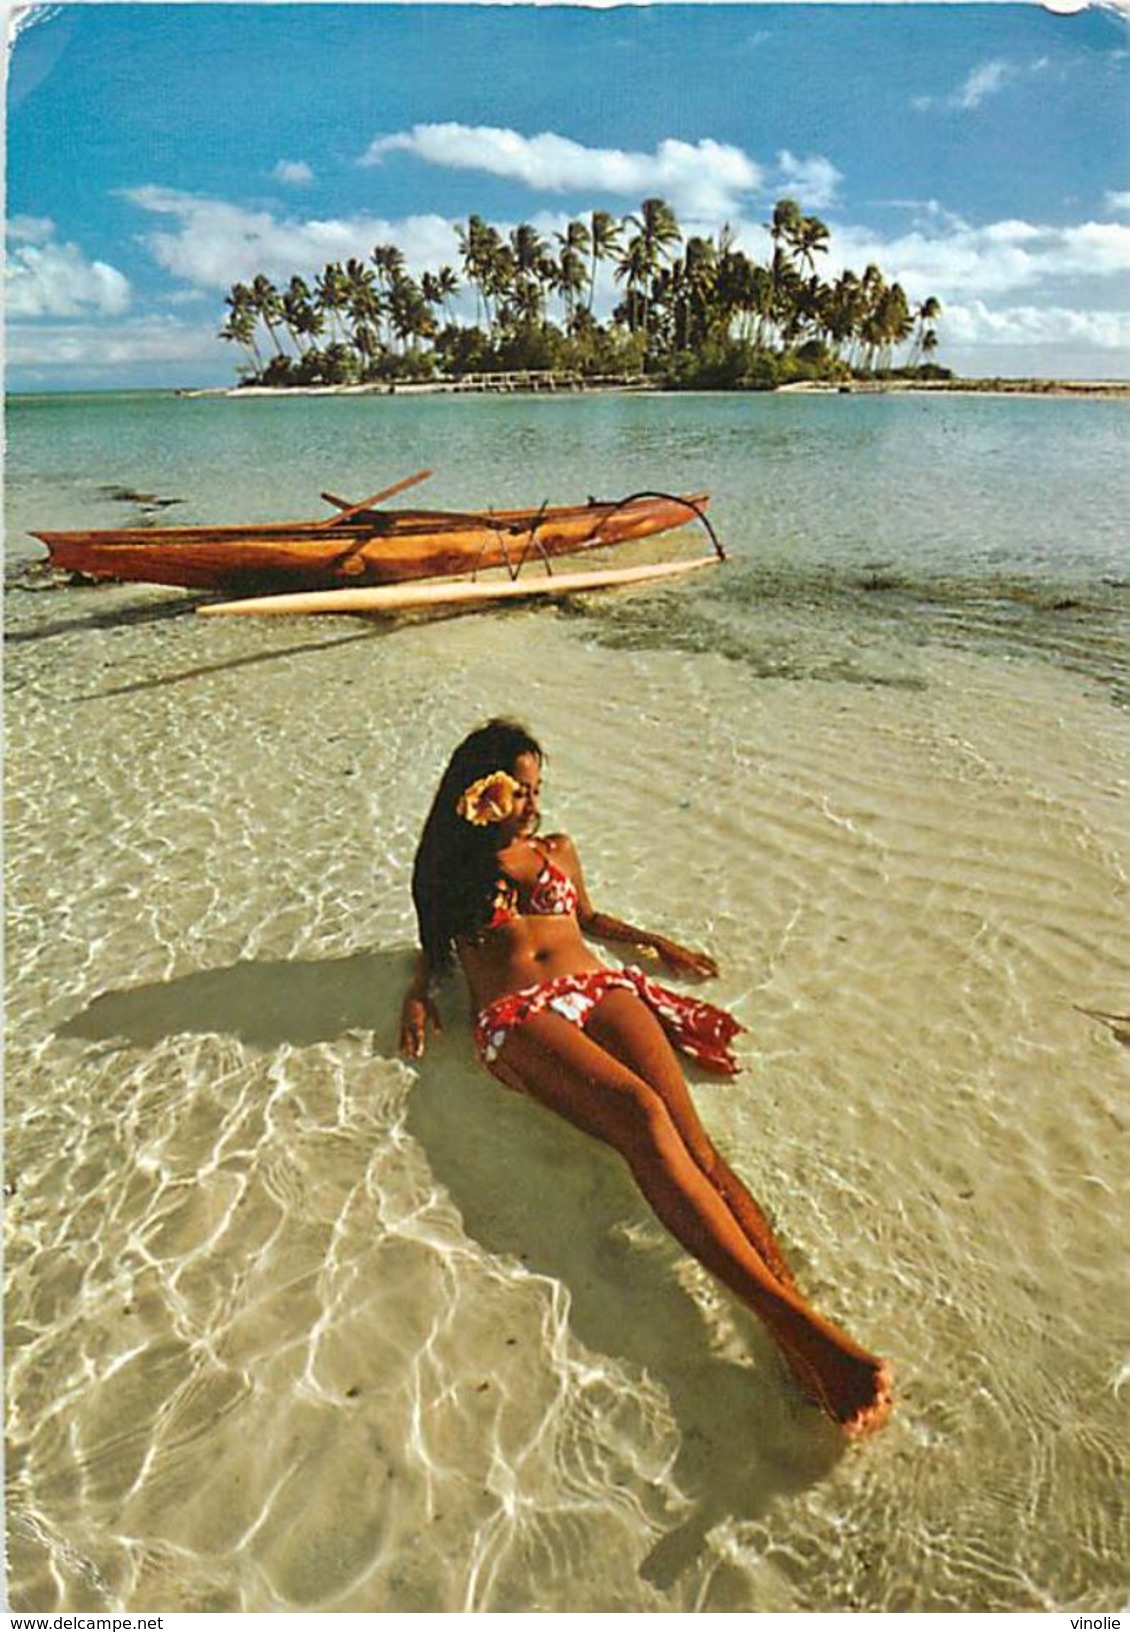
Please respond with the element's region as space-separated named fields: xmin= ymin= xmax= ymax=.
xmin=457 ymin=913 xmax=604 ymax=1010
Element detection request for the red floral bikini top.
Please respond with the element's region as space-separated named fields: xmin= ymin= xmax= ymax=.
xmin=488 ymin=850 xmax=579 ymax=929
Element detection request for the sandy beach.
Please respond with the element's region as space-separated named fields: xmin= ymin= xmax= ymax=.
xmin=181 ymin=375 xmax=1130 ymax=401
xmin=5 ymin=572 xmax=1128 ymax=1610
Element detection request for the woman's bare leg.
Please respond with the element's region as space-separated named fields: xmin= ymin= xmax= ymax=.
xmin=585 ymin=989 xmax=800 ymax=1289
xmin=489 ymin=1009 xmax=893 ymax=1436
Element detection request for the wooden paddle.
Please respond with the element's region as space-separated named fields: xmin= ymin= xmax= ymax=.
xmin=317 ymin=468 xmax=433 ymax=525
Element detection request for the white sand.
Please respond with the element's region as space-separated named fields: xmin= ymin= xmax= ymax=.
xmin=5 ymin=586 xmax=1127 ymax=1610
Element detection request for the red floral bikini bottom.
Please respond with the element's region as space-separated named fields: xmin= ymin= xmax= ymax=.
xmin=473 ymin=966 xmax=742 ymax=1077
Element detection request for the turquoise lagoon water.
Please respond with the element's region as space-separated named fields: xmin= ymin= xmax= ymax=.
xmin=8 ymin=386 xmax=1129 ymax=692
xmin=4 ymin=388 xmax=1129 ymax=1611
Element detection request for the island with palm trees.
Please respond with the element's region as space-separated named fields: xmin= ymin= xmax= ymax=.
xmin=217 ymin=197 xmax=949 ymax=394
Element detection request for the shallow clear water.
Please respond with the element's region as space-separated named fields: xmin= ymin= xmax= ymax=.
xmin=8 ymin=387 xmax=1129 ymax=579
xmin=10 ymin=387 xmax=1128 ymax=699
xmin=4 ymin=390 xmax=1129 ymax=1610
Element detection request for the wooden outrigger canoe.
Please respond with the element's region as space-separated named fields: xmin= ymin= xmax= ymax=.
xmin=31 ymin=469 xmax=716 ymax=595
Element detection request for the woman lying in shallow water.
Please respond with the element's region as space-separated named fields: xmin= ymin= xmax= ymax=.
xmin=399 ymin=718 xmax=893 ymax=1437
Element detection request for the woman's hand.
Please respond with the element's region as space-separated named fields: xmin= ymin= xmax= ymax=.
xmin=582 ymin=905 xmax=719 ymax=980
xmin=651 ymin=936 xmax=719 ymax=980
xmin=399 ymin=992 xmax=442 ymax=1059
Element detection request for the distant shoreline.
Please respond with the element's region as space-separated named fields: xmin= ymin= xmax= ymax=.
xmin=780 ymin=377 xmax=1130 ymax=400
xmin=175 ymin=375 xmax=1130 ymax=402
xmin=177 ymin=372 xmax=655 ymax=400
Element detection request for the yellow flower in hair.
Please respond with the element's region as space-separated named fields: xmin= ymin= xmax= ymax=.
xmin=456 ymin=771 xmax=521 ymax=826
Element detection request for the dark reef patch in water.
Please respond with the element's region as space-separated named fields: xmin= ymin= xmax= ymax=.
xmin=571 ymin=561 xmax=1130 ymax=706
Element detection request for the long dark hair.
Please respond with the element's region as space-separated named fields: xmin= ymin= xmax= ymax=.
xmin=411 ymin=718 xmax=545 ymax=977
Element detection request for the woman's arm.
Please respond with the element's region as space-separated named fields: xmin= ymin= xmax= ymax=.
xmin=550 ymin=833 xmax=719 ymax=980
xmin=583 ymin=907 xmax=719 ymax=978
xmin=399 ymin=952 xmax=443 ymax=1058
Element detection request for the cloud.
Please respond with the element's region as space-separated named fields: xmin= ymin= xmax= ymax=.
xmin=5 ymin=221 xmax=131 ymax=317
xmin=942 ymin=300 xmax=1130 ymax=351
xmin=774 ymin=151 xmax=842 ymax=211
xmin=880 ymin=198 xmax=972 ymax=233
xmin=7 ymin=215 xmax=56 ymax=246
xmin=5 ymin=315 xmax=225 ymax=369
xmin=913 ymin=56 xmax=1039 ymax=112
xmin=274 ymin=160 xmax=314 ymax=186
xmin=360 ymin=123 xmax=762 ymax=217
xmin=956 ymin=60 xmax=1016 ymax=108
xmin=1058 ymin=220 xmax=1130 ymax=277
xmin=738 ymin=208 xmax=1130 ymax=359
xmin=121 ymin=185 xmax=460 ymax=290
xmin=1104 ymin=189 xmax=1130 ymax=213
xmin=826 ymin=216 xmax=1130 ymax=302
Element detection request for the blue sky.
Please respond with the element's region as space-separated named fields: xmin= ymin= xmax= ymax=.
xmin=6 ymin=1 xmax=1130 ymax=389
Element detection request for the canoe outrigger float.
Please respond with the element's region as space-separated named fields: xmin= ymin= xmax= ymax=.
xmin=31 ymin=469 xmax=723 ymax=605
xmin=198 ymin=553 xmax=719 ymax=618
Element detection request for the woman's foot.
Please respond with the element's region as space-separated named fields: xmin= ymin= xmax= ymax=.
xmin=841 ymin=1362 xmax=894 ymax=1437
xmin=785 ymin=1342 xmax=894 ymax=1437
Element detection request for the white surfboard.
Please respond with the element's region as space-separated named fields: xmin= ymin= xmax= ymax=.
xmin=197 ymin=553 xmax=719 ymax=617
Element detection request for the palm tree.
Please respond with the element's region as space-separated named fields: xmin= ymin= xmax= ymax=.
xmin=281 ymin=275 xmax=321 ymax=359
xmin=855 ymin=264 xmax=887 ymax=371
xmin=822 ymin=270 xmax=863 ymax=366
xmin=712 ymin=244 xmax=747 ymax=343
xmin=434 ymin=264 xmax=459 ymax=324
xmin=554 ymin=219 xmax=590 ymax=329
xmin=768 ymin=197 xmax=804 ymax=262
xmin=388 ymin=271 xmax=436 ymax=353
xmin=715 ymin=254 xmax=773 ymax=349
xmin=371 ymin=243 xmax=405 ymax=285
xmin=878 ymin=281 xmax=913 ymax=371
xmin=344 ymin=258 xmax=383 ymax=373
xmin=680 ymin=235 xmax=718 ymax=349
xmin=508 ymin=222 xmax=554 ymax=325
xmin=315 ymin=262 xmax=350 ymax=346
xmin=646 ymin=258 xmax=678 ymax=354
xmin=909 ymin=295 xmax=942 ymax=369
xmin=766 ymin=197 xmax=806 ymax=343
xmin=481 ymin=234 xmax=514 ymax=341
xmin=616 ymin=197 xmax=682 ymax=363
xmin=455 ymin=215 xmax=498 ymax=329
xmin=421 ymin=266 xmax=462 ymax=360
xmin=587 ymin=209 xmax=621 ymax=317
xmin=249 ymin=274 xmax=286 ymax=357
xmin=613 ymin=234 xmax=652 ymax=332
xmin=219 ymin=282 xmax=262 ymax=375
xmin=371 ymin=244 xmax=407 ymax=349
xmin=793 ymin=212 xmax=830 ymax=279
xmin=854 ymin=272 xmax=912 ymax=374
xmin=771 ymin=260 xmax=807 ymax=347
xmin=710 ymin=238 xmax=773 ymax=349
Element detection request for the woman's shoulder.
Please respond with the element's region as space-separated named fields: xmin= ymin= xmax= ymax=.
xmin=536 ymin=831 xmax=577 ymax=861
xmin=535 ymin=832 xmax=587 ymax=889
xmin=496 ymin=832 xmax=574 ymax=881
